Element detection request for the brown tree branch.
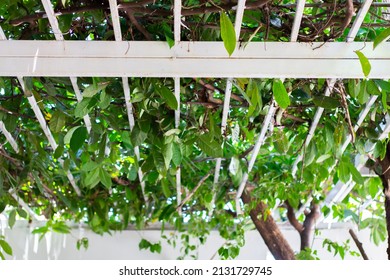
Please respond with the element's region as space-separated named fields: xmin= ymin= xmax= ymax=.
xmin=286 ymin=201 xmax=304 ymax=233
xmin=176 ymin=169 xmax=213 ymax=211
xmin=241 ymin=189 xmax=296 ymax=260
xmin=125 ymin=9 xmax=153 ymax=40
xmin=349 ymin=229 xmax=369 ymax=260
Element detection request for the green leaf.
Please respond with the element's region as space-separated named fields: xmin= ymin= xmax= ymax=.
xmin=197 ymin=134 xmax=223 ymax=158
xmin=70 ymin=126 xmax=87 ymax=152
xmin=220 ymin=12 xmax=236 ymax=56
xmin=272 ymin=79 xmax=290 ymax=109
xmin=99 ymin=91 xmax=111 ymax=109
xmin=163 ymin=142 xmax=173 ymax=169
xmin=52 ymin=222 xmax=71 ymax=234
xmin=31 ymin=226 xmax=49 ymax=234
xmin=81 ymin=161 xmax=99 ymax=172
xmin=64 ymin=126 xmax=80 ymax=144
xmin=161 ymin=179 xmax=171 ymax=198
xmin=139 ymin=239 xmax=151 ymax=250
xmin=312 ymin=96 xmax=340 ymax=109
xmin=8 ymin=209 xmax=16 ymax=229
xmin=367 ymin=178 xmax=379 ymax=198
xmin=346 ymin=162 xmax=364 ymax=185
xmin=367 ymin=80 xmax=381 ymax=95
xmin=0 ymin=240 xmax=12 ymax=256
xmin=338 ymin=160 xmax=350 ymax=183
xmin=74 ymin=98 xmax=92 ymax=118
xmin=316 ymin=154 xmax=331 ymax=163
xmin=355 ymin=51 xmax=371 ymax=77
xmin=85 ymin=167 xmax=100 ymax=188
xmin=164 ymin=128 xmax=181 ymax=137
xmin=158 ymin=86 xmax=178 ymax=110
xmin=172 ymin=142 xmax=182 ymax=166
xmin=131 ymin=125 xmax=148 ymax=147
xmin=99 ymin=168 xmax=112 ymax=189
xmin=83 ymin=83 xmax=109 ymax=98
xmin=247 ymin=80 xmax=260 ymax=117
xmin=373 ymin=28 xmax=390 ymax=49
xmin=49 ymin=111 xmax=66 ymax=133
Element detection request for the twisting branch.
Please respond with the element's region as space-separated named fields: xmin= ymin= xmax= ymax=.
xmin=335 ymin=83 xmax=355 ymax=143
xmin=286 ymin=201 xmax=304 ymax=233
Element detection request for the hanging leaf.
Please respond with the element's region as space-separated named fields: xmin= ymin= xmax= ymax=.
xmin=70 ymin=126 xmax=88 ymax=152
xmin=0 ymin=240 xmax=12 ymax=256
xmin=158 ymin=85 xmax=178 ymax=110
xmin=49 ymin=111 xmax=67 ymax=133
xmin=272 ymin=79 xmax=290 ymax=109
xmin=338 ymin=160 xmax=350 ymax=183
xmin=131 ymin=125 xmax=148 ymax=147
xmin=346 ymin=162 xmax=364 ymax=185
xmin=99 ymin=167 xmax=112 ymax=189
xmin=85 ymin=167 xmax=100 ymax=188
xmin=74 ymin=98 xmax=92 ymax=118
xmin=163 ymin=142 xmax=173 ymax=169
xmin=197 ymin=134 xmax=223 ymax=158
xmin=82 ymin=83 xmax=109 ymax=98
xmin=220 ymin=12 xmax=236 ymax=56
xmin=312 ymin=96 xmax=340 ymax=109
xmin=373 ymin=28 xmax=390 ymax=50
xmin=172 ymin=142 xmax=182 ymax=166
xmin=8 ymin=209 xmax=16 ymax=229
xmin=355 ymin=51 xmax=371 ymax=78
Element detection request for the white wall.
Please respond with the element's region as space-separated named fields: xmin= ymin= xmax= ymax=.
xmin=1 ymin=221 xmax=387 ymax=260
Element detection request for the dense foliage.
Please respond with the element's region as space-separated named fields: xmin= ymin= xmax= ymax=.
xmin=1 ymin=0 xmax=390 ymax=260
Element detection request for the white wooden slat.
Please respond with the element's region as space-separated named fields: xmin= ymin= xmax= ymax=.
xmin=0 ymin=121 xmax=19 ymax=153
xmin=347 ymin=0 xmax=374 ymax=42
xmin=174 ymin=0 xmax=182 ymax=43
xmin=40 ymin=0 xmax=64 ymax=40
xmin=109 ymin=0 xmax=123 ymax=41
xmin=70 ymin=77 xmax=92 ymax=133
xmin=290 ymin=0 xmax=306 ymax=42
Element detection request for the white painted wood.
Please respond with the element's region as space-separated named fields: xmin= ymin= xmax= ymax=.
xmin=0 ymin=41 xmax=388 ymax=78
xmin=40 ymin=0 xmax=64 ymax=40
xmin=290 ymin=0 xmax=306 ymax=42
xmin=109 ymin=0 xmax=122 ymax=41
xmin=0 ymin=121 xmax=19 ymax=153
xmin=347 ymin=0 xmax=374 ymax=42
xmin=174 ymin=0 xmax=181 ymax=43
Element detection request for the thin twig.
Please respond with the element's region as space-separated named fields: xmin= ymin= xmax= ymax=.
xmin=176 ymin=169 xmax=213 ymax=211
xmin=349 ymin=229 xmax=369 ymax=260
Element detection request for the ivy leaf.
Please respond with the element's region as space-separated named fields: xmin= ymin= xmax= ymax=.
xmin=158 ymin=85 xmax=178 ymax=110
xmin=312 ymin=96 xmax=340 ymax=109
xmin=373 ymin=28 xmax=390 ymax=50
xmin=99 ymin=168 xmax=112 ymax=189
xmin=70 ymin=126 xmax=88 ymax=152
xmin=272 ymin=79 xmax=290 ymax=109
xmin=197 ymin=134 xmax=223 ymax=158
xmin=74 ymin=98 xmax=92 ymax=118
xmin=355 ymin=51 xmax=371 ymax=78
xmin=0 ymin=240 xmax=12 ymax=256
xmin=220 ymin=12 xmax=236 ymax=56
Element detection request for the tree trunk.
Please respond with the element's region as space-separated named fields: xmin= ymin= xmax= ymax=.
xmin=377 ymin=142 xmax=390 ymax=260
xmin=241 ymin=190 xmax=296 ymax=260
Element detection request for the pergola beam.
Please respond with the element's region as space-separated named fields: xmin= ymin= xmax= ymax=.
xmin=0 ymin=41 xmax=389 ymax=78
xmin=0 ymin=121 xmax=20 ymax=153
